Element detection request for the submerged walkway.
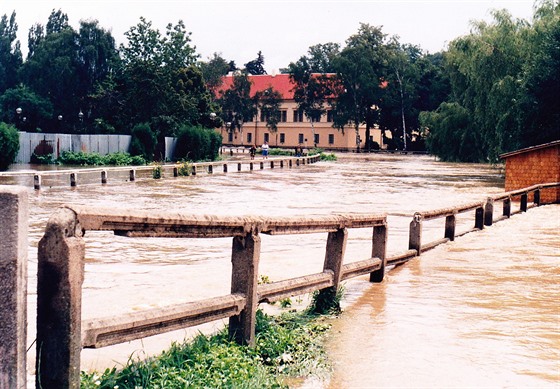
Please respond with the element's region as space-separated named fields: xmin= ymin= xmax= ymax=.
xmin=326 ymin=204 xmax=560 ymax=388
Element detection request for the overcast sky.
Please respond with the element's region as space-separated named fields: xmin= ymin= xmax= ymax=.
xmin=4 ymin=0 xmax=536 ymax=72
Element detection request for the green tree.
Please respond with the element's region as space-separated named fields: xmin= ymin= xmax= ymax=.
xmin=0 ymin=84 xmax=53 ymax=131
xmin=130 ymin=122 xmax=157 ymax=161
xmin=244 ymin=51 xmax=267 ymax=75
xmin=518 ymin=0 xmax=560 ymax=146
xmin=0 ymin=122 xmax=19 ymax=170
xmin=288 ymin=56 xmax=333 ymax=147
xmin=0 ymin=11 xmax=23 ymax=94
xmin=199 ymin=52 xmax=230 ymax=95
xmin=217 ymin=71 xmax=255 ymax=141
xmin=118 ymin=18 xmax=214 ymax=138
xmin=443 ymin=9 xmax=530 ymax=161
xmin=254 ymin=87 xmax=282 ymax=137
xmin=331 ymin=24 xmax=389 ymax=151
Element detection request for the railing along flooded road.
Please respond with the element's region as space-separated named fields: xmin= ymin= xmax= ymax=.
xmin=3 ymin=152 xmax=558 ymax=387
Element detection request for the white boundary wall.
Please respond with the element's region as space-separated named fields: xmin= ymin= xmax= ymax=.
xmin=16 ymin=132 xmax=132 ymax=163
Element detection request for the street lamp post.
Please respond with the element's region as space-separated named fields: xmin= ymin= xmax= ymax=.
xmin=15 ymin=107 xmax=22 ymax=129
xmin=78 ymin=110 xmax=84 ymax=132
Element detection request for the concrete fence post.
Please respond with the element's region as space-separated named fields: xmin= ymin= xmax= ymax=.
xmin=129 ymin=169 xmax=136 ymax=182
xmin=173 ymin=167 xmax=178 ymax=177
xmin=520 ymin=192 xmax=528 ymax=212
xmin=534 ymin=189 xmax=541 ymax=206
xmin=280 ymin=160 xmax=284 ymax=168
xmin=238 ymin=163 xmax=242 ymax=172
xmin=270 ymin=161 xmax=274 ymax=169
xmin=34 ymin=174 xmax=42 ymax=190
xmin=409 ymin=213 xmax=422 ymax=256
xmin=475 ymin=206 xmax=484 ymax=230
xmin=503 ymin=197 xmax=511 ymax=218
xmin=370 ymin=223 xmax=388 ymax=282
xmin=192 ymin=165 xmax=197 ymax=176
xmin=289 ymin=159 xmax=293 ymax=168
xmin=320 ymin=228 xmax=347 ymax=296
xmin=0 ymin=186 xmax=28 ymax=389
xmin=260 ymin=162 xmax=264 ymax=170
xmin=208 ymin=165 xmax=213 ymax=174
xmin=101 ymin=170 xmax=108 ymax=184
xmin=223 ymin=164 xmax=228 ymax=173
xmin=70 ymin=172 xmax=77 ymax=187
xmin=444 ymin=214 xmax=456 ymax=241
xmin=484 ymin=198 xmax=494 ymax=226
xmin=250 ymin=162 xmax=254 ymax=171
xmin=229 ymin=232 xmax=260 ymax=346
xmin=36 ymin=207 xmax=85 ymax=389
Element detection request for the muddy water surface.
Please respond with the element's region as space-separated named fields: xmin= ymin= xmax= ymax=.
xmin=5 ymin=153 xmax=558 ymax=386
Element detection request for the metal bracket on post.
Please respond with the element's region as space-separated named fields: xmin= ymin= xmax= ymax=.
xmin=36 ymin=207 xmax=85 ymax=389
xmin=229 ymin=232 xmax=261 ymax=346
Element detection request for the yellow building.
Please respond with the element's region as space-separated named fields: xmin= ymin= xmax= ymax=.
xmin=217 ymin=74 xmax=383 ymax=152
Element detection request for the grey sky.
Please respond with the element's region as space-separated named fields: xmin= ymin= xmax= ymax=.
xmin=4 ymin=0 xmax=535 ymax=72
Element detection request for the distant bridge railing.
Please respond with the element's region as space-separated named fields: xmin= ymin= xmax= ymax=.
xmin=0 ymin=154 xmax=320 ymax=190
xmin=0 ymin=182 xmax=558 ymax=388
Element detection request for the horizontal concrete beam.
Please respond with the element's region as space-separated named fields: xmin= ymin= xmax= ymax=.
xmin=82 ymin=293 xmax=246 ymax=348
xmin=258 ymin=272 xmax=334 ymax=303
xmin=340 ymin=257 xmax=382 ymax=281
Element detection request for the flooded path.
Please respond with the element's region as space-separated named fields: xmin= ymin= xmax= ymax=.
xmin=3 ymin=153 xmax=558 ymax=387
xmin=327 ymin=204 xmax=560 ymax=388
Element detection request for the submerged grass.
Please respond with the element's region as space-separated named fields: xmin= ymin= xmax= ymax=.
xmin=81 ymin=308 xmax=333 ymax=389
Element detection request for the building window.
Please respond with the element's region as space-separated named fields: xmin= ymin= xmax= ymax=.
xmin=328 ymin=134 xmax=335 ymax=144
xmin=247 ymin=133 xmax=253 ymax=143
xmin=314 ymin=134 xmax=320 ymax=145
xmin=280 ymin=133 xmax=285 ymax=143
xmin=327 ymin=110 xmax=334 ymax=122
xmin=264 ymin=133 xmax=269 ymax=143
xmin=298 ymin=133 xmax=304 ymax=144
xmin=293 ymin=109 xmax=304 ymax=122
xmin=280 ymin=110 xmax=287 ymax=122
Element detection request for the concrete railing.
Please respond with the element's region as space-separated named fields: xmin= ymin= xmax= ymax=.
xmin=0 ymin=182 xmax=558 ymax=388
xmin=0 ymin=154 xmax=320 ymax=190
xmin=35 ymin=207 xmax=387 ymax=388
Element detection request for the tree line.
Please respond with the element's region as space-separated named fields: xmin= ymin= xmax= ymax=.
xmin=0 ymin=1 xmax=558 ymax=165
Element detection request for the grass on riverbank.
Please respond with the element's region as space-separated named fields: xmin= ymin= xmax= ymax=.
xmin=80 ymin=308 xmax=334 ymax=389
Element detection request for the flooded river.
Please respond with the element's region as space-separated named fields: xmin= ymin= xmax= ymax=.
xmin=3 ymin=153 xmax=558 ymax=387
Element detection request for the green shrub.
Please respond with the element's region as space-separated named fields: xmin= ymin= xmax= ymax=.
xmin=130 ymin=123 xmax=157 ymax=162
xmin=81 ymin=309 xmax=332 ymax=388
xmin=174 ymin=125 xmax=222 ymax=162
xmin=0 ymin=122 xmax=20 ymax=170
xmin=56 ymin=151 xmax=145 ymax=166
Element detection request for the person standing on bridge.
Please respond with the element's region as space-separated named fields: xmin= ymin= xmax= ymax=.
xmin=261 ymin=141 xmax=269 ymax=159
xmin=250 ymin=145 xmax=256 ymax=160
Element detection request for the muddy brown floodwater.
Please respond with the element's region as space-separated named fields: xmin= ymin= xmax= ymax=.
xmin=3 ymin=153 xmax=558 ymax=387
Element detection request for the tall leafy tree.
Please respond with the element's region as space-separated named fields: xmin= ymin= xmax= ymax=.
xmin=518 ymin=0 xmax=560 ymax=146
xmin=217 ymin=71 xmax=255 ymax=140
xmin=199 ymin=52 xmax=230 ymax=95
xmin=254 ymin=86 xmax=282 ymax=133
xmin=288 ymin=56 xmax=333 ymax=147
xmin=331 ymin=24 xmax=389 ymax=150
xmin=0 ymin=11 xmax=23 ymax=94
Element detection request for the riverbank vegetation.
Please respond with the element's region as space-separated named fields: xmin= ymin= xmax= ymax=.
xmin=0 ymin=1 xmax=557 ymax=170
xmin=80 ymin=308 xmax=335 ymax=388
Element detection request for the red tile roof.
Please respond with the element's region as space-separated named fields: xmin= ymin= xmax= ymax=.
xmin=218 ymin=74 xmax=296 ymax=99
